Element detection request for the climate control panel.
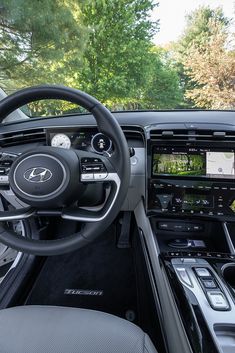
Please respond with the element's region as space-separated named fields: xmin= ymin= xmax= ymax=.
xmin=148 ymin=179 xmax=235 ymax=218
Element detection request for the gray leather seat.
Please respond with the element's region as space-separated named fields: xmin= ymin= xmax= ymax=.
xmin=0 ymin=306 xmax=157 ymax=353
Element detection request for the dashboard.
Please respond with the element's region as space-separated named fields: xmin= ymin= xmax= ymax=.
xmin=0 ymin=110 xmax=235 ymax=220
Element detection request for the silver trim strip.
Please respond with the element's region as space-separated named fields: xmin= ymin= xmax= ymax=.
xmin=0 ymin=209 xmax=34 ymax=221
xmin=6 ymin=220 xmax=25 ymax=270
xmin=90 ymin=132 xmax=112 ymax=154
xmin=138 ymin=229 xmax=169 ymax=351
xmin=62 ymin=173 xmax=120 ymax=222
xmin=223 ymin=222 xmax=235 ymax=254
xmin=134 ymin=201 xmax=193 ymax=353
xmin=0 ymin=220 xmax=24 ymax=283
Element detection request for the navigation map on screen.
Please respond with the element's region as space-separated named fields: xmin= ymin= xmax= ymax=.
xmin=206 ymin=152 xmax=235 ymax=178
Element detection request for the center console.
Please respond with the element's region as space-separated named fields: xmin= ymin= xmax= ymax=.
xmin=147 ymin=129 xmax=235 ymax=353
xmin=151 ymin=218 xmax=235 ymax=353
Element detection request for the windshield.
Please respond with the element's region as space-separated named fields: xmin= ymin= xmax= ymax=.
xmin=0 ymin=0 xmax=234 ymax=118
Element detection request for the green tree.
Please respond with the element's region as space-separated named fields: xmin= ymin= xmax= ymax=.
xmin=142 ymin=47 xmax=183 ymax=109
xmin=179 ymin=6 xmax=229 ymax=51
xmin=0 ymin=0 xmax=184 ymax=114
xmin=0 ymin=0 xmax=87 ymax=91
xmin=174 ymin=6 xmax=231 ymax=108
xmin=78 ymin=0 xmax=159 ymax=107
xmin=182 ymin=22 xmax=235 ymax=109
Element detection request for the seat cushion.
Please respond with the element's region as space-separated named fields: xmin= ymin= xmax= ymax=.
xmin=0 ymin=306 xmax=157 ymax=353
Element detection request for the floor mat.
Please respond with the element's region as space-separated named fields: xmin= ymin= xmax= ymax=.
xmin=26 ymin=226 xmax=139 ymax=323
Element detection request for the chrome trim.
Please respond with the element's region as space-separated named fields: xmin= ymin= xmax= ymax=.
xmin=221 ymin=262 xmax=235 ymax=274
xmin=172 ymin=258 xmax=235 ymax=353
xmin=0 ymin=220 xmax=25 ymax=284
xmin=23 ymin=167 xmax=53 ymax=183
xmin=90 ymin=132 xmax=112 ymax=154
xmin=134 ymin=201 xmax=193 ymax=353
xmin=223 ymin=222 xmax=235 ymax=254
xmin=1 ymin=152 xmax=18 ymax=157
xmin=13 ymin=153 xmax=67 ymax=199
xmin=138 ymin=228 xmax=169 ymax=351
xmin=62 ymin=173 xmax=120 ymax=222
xmin=0 ymin=209 xmax=34 ymax=221
xmin=7 ymin=220 xmax=25 ymax=270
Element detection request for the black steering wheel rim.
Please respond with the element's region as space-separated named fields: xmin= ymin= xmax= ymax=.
xmin=0 ymin=85 xmax=130 ymax=255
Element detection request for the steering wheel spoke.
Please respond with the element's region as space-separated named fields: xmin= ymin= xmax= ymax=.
xmin=0 ymin=186 xmax=35 ymax=220
xmin=62 ymin=172 xmax=120 ymax=222
xmin=0 ymin=207 xmax=35 ymax=221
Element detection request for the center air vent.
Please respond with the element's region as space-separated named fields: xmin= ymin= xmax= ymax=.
xmin=150 ymin=129 xmax=235 ymax=142
xmin=0 ymin=129 xmax=46 ymax=147
xmin=123 ymin=129 xmax=144 ymax=147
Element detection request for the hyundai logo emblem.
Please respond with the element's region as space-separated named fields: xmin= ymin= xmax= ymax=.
xmin=23 ymin=167 xmax=52 ymax=183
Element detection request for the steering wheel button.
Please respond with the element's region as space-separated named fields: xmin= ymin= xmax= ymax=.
xmin=0 ymin=175 xmax=9 ymax=184
xmin=81 ymin=173 xmax=94 ymax=181
xmin=94 ymin=173 xmax=108 ymax=180
xmin=1 ymin=160 xmax=13 ymax=166
xmin=81 ymin=158 xmax=91 ymax=163
xmin=91 ymin=158 xmax=101 ymax=163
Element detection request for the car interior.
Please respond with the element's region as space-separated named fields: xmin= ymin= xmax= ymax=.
xmin=0 ymin=85 xmax=234 ymax=353
xmin=0 ymin=0 xmax=235 ymax=352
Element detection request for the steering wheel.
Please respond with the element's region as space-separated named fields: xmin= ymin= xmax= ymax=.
xmin=0 ymin=86 xmax=130 ymax=255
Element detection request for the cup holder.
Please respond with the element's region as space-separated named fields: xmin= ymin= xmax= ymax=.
xmin=222 ymin=264 xmax=235 ymax=289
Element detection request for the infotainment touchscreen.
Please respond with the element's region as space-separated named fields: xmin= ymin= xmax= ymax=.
xmin=152 ymin=147 xmax=235 ymax=179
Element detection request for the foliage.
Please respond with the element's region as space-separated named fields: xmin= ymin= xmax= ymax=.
xmin=142 ymin=47 xmax=183 ymax=109
xmin=173 ymin=6 xmax=232 ymax=108
xmin=0 ymin=0 xmax=87 ymax=90
xmin=78 ymin=0 xmax=158 ymax=105
xmin=0 ymin=0 xmax=184 ymax=113
xmin=178 ymin=6 xmax=230 ymax=52
xmin=182 ymin=22 xmax=235 ymax=109
xmin=0 ymin=1 xmax=234 ymax=115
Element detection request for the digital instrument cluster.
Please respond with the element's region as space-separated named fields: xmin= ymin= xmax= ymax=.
xmin=47 ymin=128 xmax=112 ymax=154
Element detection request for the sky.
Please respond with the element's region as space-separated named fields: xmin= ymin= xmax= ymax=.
xmin=152 ymin=0 xmax=235 ymax=45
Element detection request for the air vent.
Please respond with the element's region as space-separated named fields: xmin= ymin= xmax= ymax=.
xmin=150 ymin=129 xmax=235 ymax=142
xmin=123 ymin=130 xmax=143 ymax=140
xmin=0 ymin=129 xmax=46 ymax=147
xmin=123 ymin=129 xmax=144 ymax=147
